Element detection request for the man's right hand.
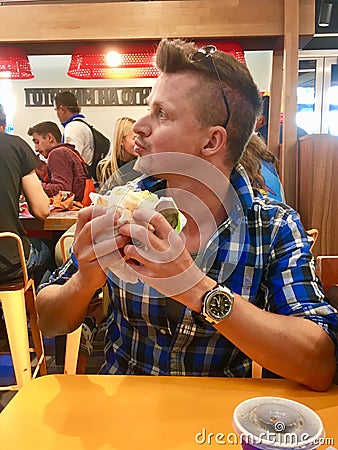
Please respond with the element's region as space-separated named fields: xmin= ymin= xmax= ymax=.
xmin=72 ymin=205 xmax=131 ymax=292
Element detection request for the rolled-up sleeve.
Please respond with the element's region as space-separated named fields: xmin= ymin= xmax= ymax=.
xmin=265 ymin=209 xmax=338 ymax=350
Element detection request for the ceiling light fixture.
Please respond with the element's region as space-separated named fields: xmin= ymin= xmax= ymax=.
xmin=67 ymin=40 xmax=246 ymax=80
xmin=0 ymin=47 xmax=34 ymax=79
xmin=318 ymin=0 xmax=333 ymax=27
xmin=67 ymin=43 xmax=160 ymax=79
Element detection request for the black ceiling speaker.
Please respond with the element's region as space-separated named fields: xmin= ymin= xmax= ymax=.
xmin=318 ymin=0 xmax=333 ymax=27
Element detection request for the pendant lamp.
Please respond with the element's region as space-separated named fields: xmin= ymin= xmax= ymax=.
xmin=67 ymin=42 xmax=160 ymax=79
xmin=0 ymin=47 xmax=34 ymax=79
xmin=67 ymin=40 xmax=245 ymax=80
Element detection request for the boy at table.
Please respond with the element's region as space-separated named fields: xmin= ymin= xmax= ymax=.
xmin=36 ymin=39 xmax=337 ymax=391
xmin=27 ymin=121 xmax=90 ymax=203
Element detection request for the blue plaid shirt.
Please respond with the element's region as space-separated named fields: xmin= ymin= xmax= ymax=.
xmin=45 ymin=166 xmax=338 ymax=377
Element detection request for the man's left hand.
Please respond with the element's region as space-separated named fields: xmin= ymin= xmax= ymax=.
xmin=119 ymin=207 xmax=205 ymax=300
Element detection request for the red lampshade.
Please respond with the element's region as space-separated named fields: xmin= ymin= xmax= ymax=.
xmin=67 ymin=40 xmax=245 ymax=80
xmin=67 ymin=43 xmax=160 ymax=79
xmin=0 ymin=47 xmax=34 ymax=79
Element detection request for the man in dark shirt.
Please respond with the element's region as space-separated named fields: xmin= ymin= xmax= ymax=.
xmin=27 ymin=121 xmax=89 ymax=202
xmin=0 ymin=132 xmax=51 ymax=283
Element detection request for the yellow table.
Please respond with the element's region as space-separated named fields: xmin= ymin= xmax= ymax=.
xmin=0 ymin=375 xmax=337 ymax=450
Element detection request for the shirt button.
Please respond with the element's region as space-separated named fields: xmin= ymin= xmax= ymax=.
xmin=159 ymin=328 xmax=167 ymax=335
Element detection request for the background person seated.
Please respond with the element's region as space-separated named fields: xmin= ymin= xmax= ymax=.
xmin=96 ymin=117 xmax=139 ymax=191
xmin=27 ymin=121 xmax=91 ymax=203
xmin=239 ymin=134 xmax=285 ymax=202
xmin=256 ymin=94 xmax=308 ymax=144
xmin=0 ymin=131 xmax=51 ymax=285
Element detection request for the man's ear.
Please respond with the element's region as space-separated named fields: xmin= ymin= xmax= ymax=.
xmin=47 ymin=132 xmax=56 ymax=144
xmin=201 ymin=126 xmax=227 ymax=157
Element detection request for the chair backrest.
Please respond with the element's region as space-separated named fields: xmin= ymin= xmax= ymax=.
xmin=316 ymin=256 xmax=338 ymax=296
xmin=0 ymin=231 xmax=29 ymax=286
xmin=0 ymin=231 xmax=47 ymax=389
xmin=59 ymin=231 xmax=75 ymax=264
xmin=306 ymin=228 xmax=319 ymax=252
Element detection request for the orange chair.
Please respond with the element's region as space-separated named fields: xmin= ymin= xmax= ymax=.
xmin=0 ymin=232 xmax=47 ymax=390
xmin=57 ymin=231 xmax=81 ymax=374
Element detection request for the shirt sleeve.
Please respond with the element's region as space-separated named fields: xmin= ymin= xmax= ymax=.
xmin=63 ymin=121 xmax=93 ymax=165
xmin=37 ymin=251 xmax=78 ymax=293
xmin=18 ymin=137 xmax=40 ymax=177
xmin=264 ymin=209 xmax=338 ymax=349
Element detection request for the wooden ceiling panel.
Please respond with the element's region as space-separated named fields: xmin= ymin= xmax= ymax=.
xmin=0 ymin=0 xmax=315 ymax=54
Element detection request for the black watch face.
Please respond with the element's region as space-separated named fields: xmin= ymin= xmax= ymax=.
xmin=206 ymin=292 xmax=230 ymax=319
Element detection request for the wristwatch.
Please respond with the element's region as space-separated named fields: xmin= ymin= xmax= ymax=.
xmin=194 ymin=284 xmax=235 ymax=325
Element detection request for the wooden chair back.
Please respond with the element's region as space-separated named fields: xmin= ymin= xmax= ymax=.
xmin=59 ymin=230 xmax=75 ymax=263
xmin=59 ymin=230 xmax=104 ymax=375
xmin=0 ymin=232 xmax=47 ymax=390
xmin=306 ymin=228 xmax=319 ymax=253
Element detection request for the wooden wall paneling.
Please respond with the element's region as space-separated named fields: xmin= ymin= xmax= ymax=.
xmin=298 ymin=135 xmax=338 ymax=256
xmin=268 ymin=39 xmax=284 ymax=172
xmin=281 ymin=0 xmax=300 ymax=209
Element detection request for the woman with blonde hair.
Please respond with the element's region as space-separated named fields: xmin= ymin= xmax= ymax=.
xmin=96 ymin=117 xmax=138 ymax=188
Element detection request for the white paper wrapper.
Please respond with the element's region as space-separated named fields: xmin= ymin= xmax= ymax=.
xmin=89 ymin=186 xmax=187 ymax=283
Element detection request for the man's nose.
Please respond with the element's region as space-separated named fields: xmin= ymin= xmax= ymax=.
xmin=133 ymin=114 xmax=151 ymax=136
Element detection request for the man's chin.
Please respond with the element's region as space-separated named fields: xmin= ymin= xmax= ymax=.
xmin=134 ymin=155 xmax=155 ymax=176
xmin=134 ymin=154 xmax=170 ymax=180
xmin=133 ymin=156 xmax=146 ymax=173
